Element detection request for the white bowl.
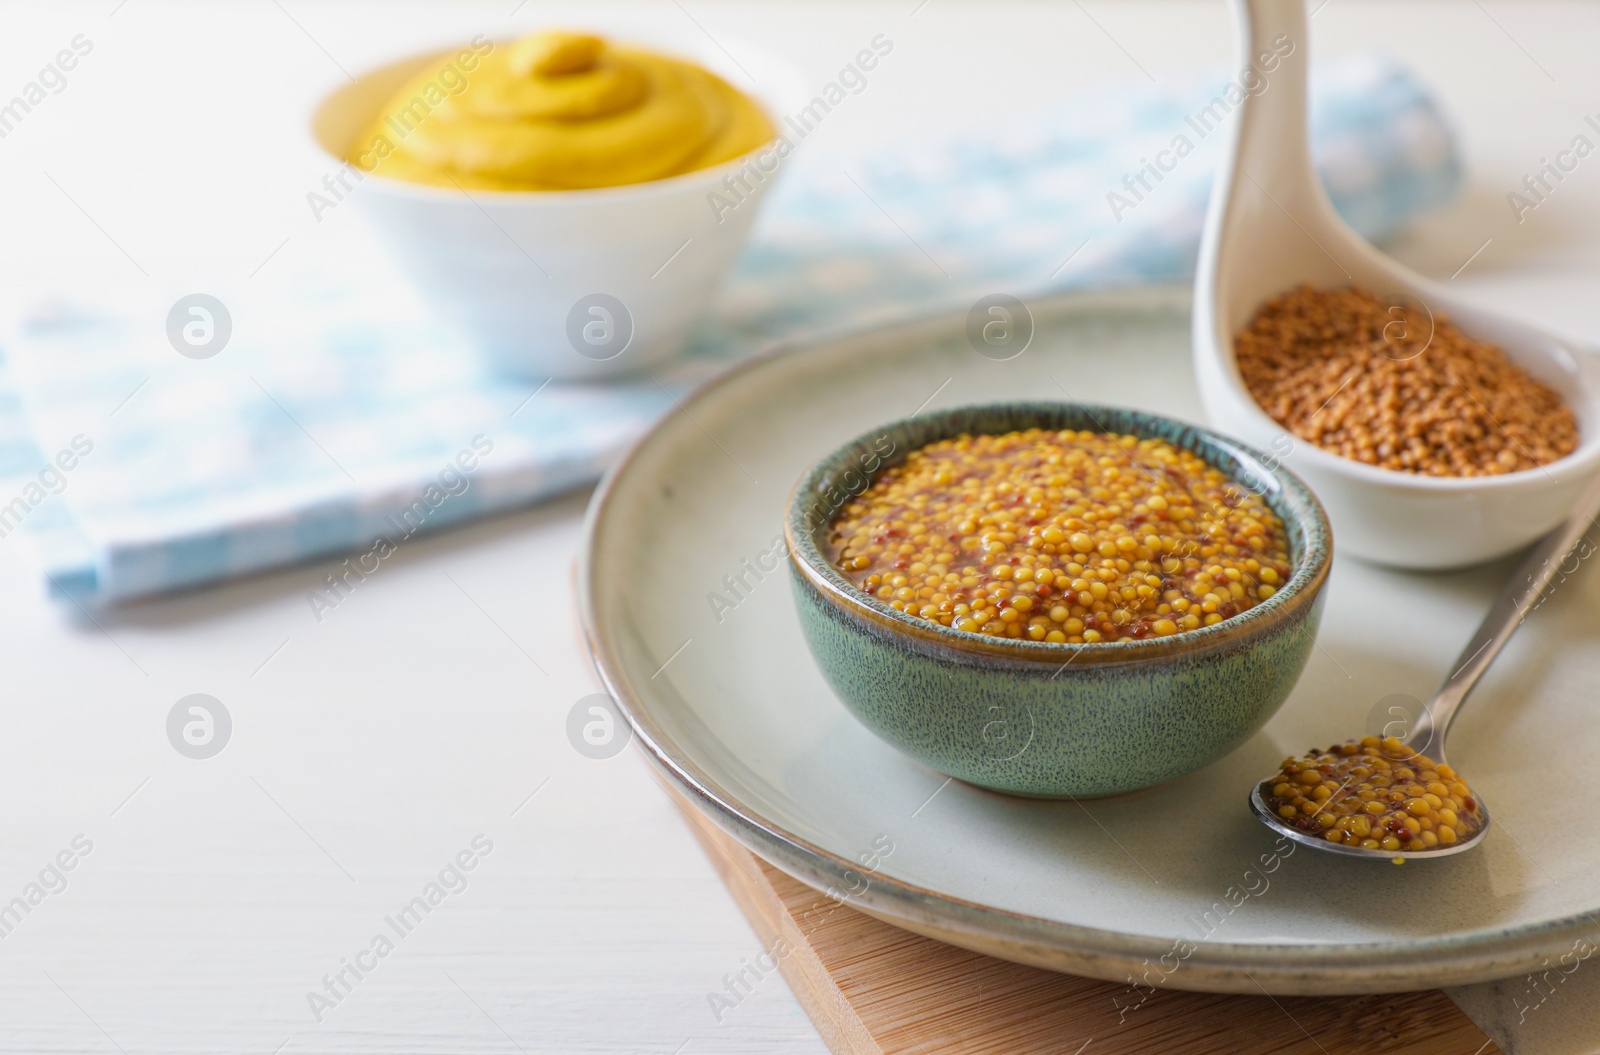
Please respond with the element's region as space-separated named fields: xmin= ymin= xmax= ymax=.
xmin=310 ymin=34 xmax=801 ymax=381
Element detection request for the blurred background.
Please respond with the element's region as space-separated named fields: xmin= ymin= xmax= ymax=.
xmin=0 ymin=2 xmax=1596 ymax=1053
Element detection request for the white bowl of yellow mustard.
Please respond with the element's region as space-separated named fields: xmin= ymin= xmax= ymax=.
xmin=311 ymin=30 xmax=797 ymax=380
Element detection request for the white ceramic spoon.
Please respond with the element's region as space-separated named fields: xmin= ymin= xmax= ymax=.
xmin=1193 ymin=0 xmax=1600 ymax=569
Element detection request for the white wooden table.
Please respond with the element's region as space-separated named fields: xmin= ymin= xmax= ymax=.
xmin=1 ymin=2 xmax=1597 ymax=1051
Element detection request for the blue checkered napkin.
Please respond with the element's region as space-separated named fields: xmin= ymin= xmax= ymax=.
xmin=0 ymin=52 xmax=1459 ymax=605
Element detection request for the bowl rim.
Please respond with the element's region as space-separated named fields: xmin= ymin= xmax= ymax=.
xmin=784 ymin=401 xmax=1333 ymax=668
xmin=307 ymin=37 xmax=792 ymax=206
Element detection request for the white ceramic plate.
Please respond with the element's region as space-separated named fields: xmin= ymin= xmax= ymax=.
xmin=580 ymin=287 xmax=1600 ymax=995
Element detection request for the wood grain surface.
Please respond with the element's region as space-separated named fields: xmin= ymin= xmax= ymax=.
xmin=671 ymin=790 xmax=1503 ymax=1055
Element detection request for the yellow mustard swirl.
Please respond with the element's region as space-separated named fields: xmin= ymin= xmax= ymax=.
xmin=351 ymin=31 xmax=774 ymax=191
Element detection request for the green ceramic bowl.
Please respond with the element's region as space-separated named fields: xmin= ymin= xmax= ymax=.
xmin=785 ymin=402 xmax=1332 ymax=799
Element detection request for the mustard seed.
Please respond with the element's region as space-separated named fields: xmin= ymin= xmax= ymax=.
xmin=1235 ymin=286 xmax=1577 ymax=476
xmin=1261 ymin=736 xmax=1484 ymax=853
xmin=827 ymin=428 xmax=1291 ymax=643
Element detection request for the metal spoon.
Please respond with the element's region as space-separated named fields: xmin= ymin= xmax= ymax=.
xmin=1250 ymin=472 xmax=1600 ymax=860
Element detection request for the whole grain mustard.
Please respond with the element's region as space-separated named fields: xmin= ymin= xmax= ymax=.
xmin=827 ymin=428 xmax=1292 ymax=644
xmin=1262 ymin=736 xmax=1485 ymax=853
xmin=351 ymin=31 xmax=774 ymax=190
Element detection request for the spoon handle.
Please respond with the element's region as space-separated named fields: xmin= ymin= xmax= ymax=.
xmin=1197 ymin=0 xmax=1351 ymax=341
xmin=1409 ymin=472 xmax=1600 ymax=755
xmin=1220 ymin=0 xmax=1318 ymax=209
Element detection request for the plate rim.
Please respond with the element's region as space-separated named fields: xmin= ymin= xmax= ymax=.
xmin=578 ymin=284 xmax=1595 ymax=994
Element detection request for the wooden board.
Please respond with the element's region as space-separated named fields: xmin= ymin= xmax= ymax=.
xmin=668 ymin=789 xmax=1502 ymax=1055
